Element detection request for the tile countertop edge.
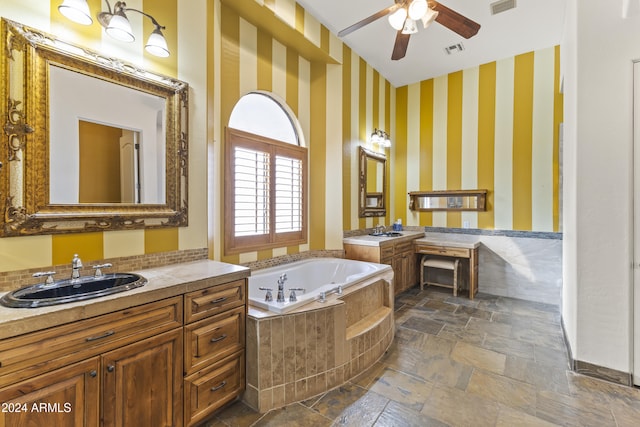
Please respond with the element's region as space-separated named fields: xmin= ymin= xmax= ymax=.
xmin=0 ymin=259 xmax=251 ymax=340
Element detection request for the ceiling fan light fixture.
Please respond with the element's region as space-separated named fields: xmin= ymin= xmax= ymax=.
xmin=401 ymin=19 xmax=418 ymax=35
xmin=388 ymin=8 xmax=407 ymax=31
xmin=421 ymin=8 xmax=439 ymax=28
xmin=408 ymin=0 xmax=428 ymax=21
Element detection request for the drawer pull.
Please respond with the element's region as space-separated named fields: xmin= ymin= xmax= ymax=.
xmin=210 ymin=334 xmax=227 ymax=343
xmin=210 ymin=297 xmax=228 ymax=304
xmin=85 ymin=330 xmax=115 ymax=342
xmin=107 ymin=365 xmax=115 ymax=373
xmin=210 ymin=381 xmax=227 ymax=392
xmin=89 ymin=370 xmax=97 ymax=378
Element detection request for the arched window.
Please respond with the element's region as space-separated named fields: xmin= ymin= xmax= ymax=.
xmin=225 ymin=93 xmax=307 ymax=254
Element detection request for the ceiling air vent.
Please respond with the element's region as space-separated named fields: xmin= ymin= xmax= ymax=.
xmin=444 ymin=43 xmax=464 ymax=55
xmin=490 ymin=0 xmax=517 ymax=15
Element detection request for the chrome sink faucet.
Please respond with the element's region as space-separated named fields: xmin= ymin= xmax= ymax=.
xmin=71 ymin=254 xmax=83 ymax=280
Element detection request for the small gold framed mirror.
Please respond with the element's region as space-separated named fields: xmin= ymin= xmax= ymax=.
xmin=358 ymin=146 xmax=386 ymax=217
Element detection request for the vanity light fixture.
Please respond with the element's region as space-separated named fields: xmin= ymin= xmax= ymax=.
xmin=57 ymin=0 xmax=170 ymax=57
xmin=370 ymin=128 xmax=391 ymax=148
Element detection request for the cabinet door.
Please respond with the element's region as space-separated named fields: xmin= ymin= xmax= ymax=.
xmin=0 ymin=357 xmax=100 ymax=427
xmin=391 ymin=255 xmax=407 ymax=294
xmin=102 ymin=328 xmax=183 ymax=427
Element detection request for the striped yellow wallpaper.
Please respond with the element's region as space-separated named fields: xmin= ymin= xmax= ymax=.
xmin=0 ymin=0 xmax=202 ymax=272
xmin=393 ymin=47 xmax=561 ymax=232
xmin=0 ymin=0 xmax=562 ymax=276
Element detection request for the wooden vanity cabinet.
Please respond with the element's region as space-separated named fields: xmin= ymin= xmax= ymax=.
xmin=0 ymin=297 xmax=184 ymax=427
xmin=0 ymin=357 xmax=100 ymax=427
xmin=345 ymin=239 xmax=419 ymax=294
xmin=102 ymin=328 xmax=183 ymax=427
xmin=0 ymin=276 xmax=248 ymax=427
xmin=183 ymin=279 xmax=247 ymax=427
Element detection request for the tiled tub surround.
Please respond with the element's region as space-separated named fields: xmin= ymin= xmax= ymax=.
xmin=244 ymin=266 xmax=395 ymax=413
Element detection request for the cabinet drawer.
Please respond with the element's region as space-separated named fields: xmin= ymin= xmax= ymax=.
xmin=380 ymin=245 xmax=394 ymax=261
xmin=394 ymin=241 xmax=414 ymax=255
xmin=0 ymin=297 xmax=182 ymax=387
xmin=184 ymin=306 xmax=245 ymax=375
xmin=416 ymin=245 xmax=470 ymax=258
xmin=185 ymin=280 xmax=245 ymax=324
xmin=184 ymin=351 xmax=245 ymax=427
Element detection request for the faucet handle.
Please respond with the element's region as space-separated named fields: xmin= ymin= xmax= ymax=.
xmin=258 ymin=287 xmax=273 ymax=302
xmin=33 ymin=271 xmax=56 ymax=285
xmin=92 ymin=263 xmax=113 ymax=277
xmin=288 ymin=288 xmax=305 ymax=302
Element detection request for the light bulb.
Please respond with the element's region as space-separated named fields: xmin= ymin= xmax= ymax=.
xmin=408 ymin=0 xmax=428 ymax=21
xmin=58 ymin=0 xmax=93 ymax=25
xmin=388 ymin=8 xmax=407 ymax=31
xmin=145 ymin=28 xmax=170 ymax=57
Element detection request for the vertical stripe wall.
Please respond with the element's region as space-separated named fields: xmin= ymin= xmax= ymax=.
xmin=393 ymin=47 xmax=561 ymax=232
xmin=0 ymin=0 xmax=208 ymax=272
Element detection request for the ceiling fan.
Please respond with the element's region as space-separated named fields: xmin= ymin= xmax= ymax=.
xmin=338 ymin=0 xmax=481 ymax=60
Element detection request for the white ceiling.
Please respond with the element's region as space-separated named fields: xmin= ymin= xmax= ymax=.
xmin=297 ymin=0 xmax=567 ymax=87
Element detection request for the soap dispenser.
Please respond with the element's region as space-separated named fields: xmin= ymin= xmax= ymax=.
xmin=393 ymin=219 xmax=403 ymax=231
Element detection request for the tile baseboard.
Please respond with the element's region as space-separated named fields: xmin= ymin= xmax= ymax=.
xmin=561 ymin=316 xmax=633 ymax=387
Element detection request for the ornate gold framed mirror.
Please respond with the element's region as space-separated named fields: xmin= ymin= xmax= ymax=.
xmin=0 ymin=18 xmax=189 ymax=236
xmin=358 ymin=146 xmax=386 ymax=217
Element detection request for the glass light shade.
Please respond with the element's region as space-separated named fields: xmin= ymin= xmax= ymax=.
xmin=388 ymin=8 xmax=407 ymax=31
xmin=106 ymin=13 xmax=135 ymax=42
xmin=421 ymin=8 xmax=439 ymax=28
xmin=401 ymin=19 xmax=418 ymax=35
xmin=382 ymin=137 xmax=391 ymax=148
xmin=58 ymin=0 xmax=93 ymax=25
xmin=145 ymin=28 xmax=170 ymax=57
xmin=371 ymin=131 xmax=381 ymax=143
xmin=408 ymin=0 xmax=428 ymax=21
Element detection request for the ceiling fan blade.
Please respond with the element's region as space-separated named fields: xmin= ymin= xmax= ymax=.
xmin=429 ymin=1 xmax=481 ymax=39
xmin=391 ymin=31 xmax=411 ymax=61
xmin=338 ymin=3 xmax=404 ymax=38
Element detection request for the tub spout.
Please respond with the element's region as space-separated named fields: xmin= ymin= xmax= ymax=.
xmin=318 ymin=285 xmax=343 ymax=303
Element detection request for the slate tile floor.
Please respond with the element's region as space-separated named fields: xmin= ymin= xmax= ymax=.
xmin=206 ymin=287 xmax=640 ymax=426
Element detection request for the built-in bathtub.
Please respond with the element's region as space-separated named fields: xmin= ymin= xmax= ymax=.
xmin=243 ymin=257 xmax=395 ymax=413
xmin=248 ymin=258 xmax=389 ymax=314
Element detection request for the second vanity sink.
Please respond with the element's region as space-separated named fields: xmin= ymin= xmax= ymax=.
xmin=369 ymin=231 xmax=403 ymax=237
xmin=0 ymin=273 xmax=147 ymax=308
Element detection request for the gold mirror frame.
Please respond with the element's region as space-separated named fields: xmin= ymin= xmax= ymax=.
xmin=358 ymin=146 xmax=387 ymax=217
xmin=0 ymin=18 xmax=188 ymax=236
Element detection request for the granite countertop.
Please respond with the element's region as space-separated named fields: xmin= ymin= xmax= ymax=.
xmin=0 ymin=259 xmax=250 ymax=340
xmin=416 ymin=232 xmax=481 ymax=249
xmin=342 ymin=230 xmax=425 ymax=247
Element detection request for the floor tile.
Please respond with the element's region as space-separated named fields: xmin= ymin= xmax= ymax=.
xmin=400 ymin=316 xmax=445 ymax=335
xmin=253 ymin=403 xmax=332 ymax=426
xmin=450 ymin=341 xmax=507 ymax=374
xmin=212 ymin=287 xmax=640 ymax=427
xmin=373 ymin=401 xmax=449 ymax=427
xmin=367 ymin=367 xmax=433 ymax=411
xmin=466 ymin=370 xmax=537 ymax=415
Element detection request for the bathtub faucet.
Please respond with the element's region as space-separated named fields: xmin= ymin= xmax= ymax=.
xmin=318 ymin=285 xmax=343 ymax=303
xmin=288 ymin=288 xmax=305 ymax=302
xmin=276 ymin=274 xmax=287 ymax=303
xmin=258 ymin=287 xmax=273 ymax=302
